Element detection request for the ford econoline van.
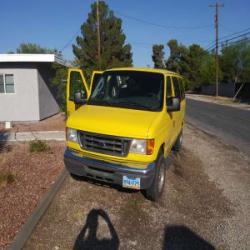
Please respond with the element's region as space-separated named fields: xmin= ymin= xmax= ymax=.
xmin=64 ymin=68 xmax=185 ymax=201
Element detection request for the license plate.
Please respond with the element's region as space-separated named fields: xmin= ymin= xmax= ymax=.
xmin=122 ymin=176 xmax=140 ymax=189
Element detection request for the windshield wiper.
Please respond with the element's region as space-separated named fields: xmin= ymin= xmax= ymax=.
xmin=88 ymin=100 xmax=112 ymax=106
xmin=88 ymin=99 xmax=158 ymax=111
xmin=113 ymin=101 xmax=156 ymax=110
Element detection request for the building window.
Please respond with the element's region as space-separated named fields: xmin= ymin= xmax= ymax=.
xmin=0 ymin=74 xmax=15 ymax=93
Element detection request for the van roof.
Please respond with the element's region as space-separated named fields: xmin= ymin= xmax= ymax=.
xmin=106 ymin=67 xmax=181 ymax=76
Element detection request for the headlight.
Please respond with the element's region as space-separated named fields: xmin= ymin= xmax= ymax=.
xmin=66 ymin=128 xmax=78 ymax=143
xmin=129 ymin=139 xmax=154 ymax=155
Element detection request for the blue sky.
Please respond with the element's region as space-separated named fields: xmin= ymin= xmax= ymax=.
xmin=1 ymin=0 xmax=249 ymax=66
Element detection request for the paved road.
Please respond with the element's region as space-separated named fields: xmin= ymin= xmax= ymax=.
xmin=186 ymin=98 xmax=250 ymax=157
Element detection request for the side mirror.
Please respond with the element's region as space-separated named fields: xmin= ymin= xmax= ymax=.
xmin=167 ymin=97 xmax=180 ymax=112
xmin=74 ymin=91 xmax=87 ymax=105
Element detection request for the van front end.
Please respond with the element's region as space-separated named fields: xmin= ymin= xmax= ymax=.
xmin=64 ymin=147 xmax=156 ymax=190
xmin=64 ymin=123 xmax=162 ymax=191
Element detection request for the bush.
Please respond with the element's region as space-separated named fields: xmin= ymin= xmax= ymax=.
xmin=29 ymin=140 xmax=50 ymax=153
xmin=0 ymin=170 xmax=15 ymax=189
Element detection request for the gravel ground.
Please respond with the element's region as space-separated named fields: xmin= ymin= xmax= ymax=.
xmin=24 ymin=124 xmax=250 ymax=250
xmin=0 ymin=113 xmax=65 ymax=133
xmin=0 ymin=141 xmax=65 ymax=249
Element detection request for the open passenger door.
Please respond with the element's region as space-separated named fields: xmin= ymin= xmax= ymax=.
xmin=66 ymin=69 xmax=90 ymax=117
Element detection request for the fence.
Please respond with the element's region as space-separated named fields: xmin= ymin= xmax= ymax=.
xmin=201 ymin=82 xmax=250 ymax=100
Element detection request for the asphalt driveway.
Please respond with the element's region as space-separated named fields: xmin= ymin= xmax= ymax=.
xmin=186 ymin=98 xmax=250 ymax=157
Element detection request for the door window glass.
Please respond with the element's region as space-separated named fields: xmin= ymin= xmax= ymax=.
xmin=172 ymin=77 xmax=181 ymax=98
xmin=69 ymin=72 xmax=86 ymax=100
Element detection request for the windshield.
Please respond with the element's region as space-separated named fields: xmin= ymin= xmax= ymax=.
xmin=88 ymin=70 xmax=164 ymax=111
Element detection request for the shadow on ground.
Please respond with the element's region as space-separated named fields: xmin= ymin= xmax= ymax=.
xmin=70 ymin=174 xmax=140 ymax=194
xmin=163 ymin=225 xmax=215 ymax=250
xmin=74 ymin=209 xmax=119 ymax=250
xmin=0 ymin=131 xmax=11 ymax=153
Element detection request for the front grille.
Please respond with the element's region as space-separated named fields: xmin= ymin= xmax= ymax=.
xmin=78 ymin=131 xmax=131 ymax=156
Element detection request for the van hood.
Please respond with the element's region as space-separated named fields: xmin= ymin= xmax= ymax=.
xmin=67 ymin=105 xmax=159 ymax=138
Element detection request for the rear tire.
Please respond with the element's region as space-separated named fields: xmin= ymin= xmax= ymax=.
xmin=145 ymin=152 xmax=166 ymax=202
xmin=173 ymin=130 xmax=183 ymax=152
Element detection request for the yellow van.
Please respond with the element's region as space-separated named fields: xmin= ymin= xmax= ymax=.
xmin=64 ymin=67 xmax=185 ymax=201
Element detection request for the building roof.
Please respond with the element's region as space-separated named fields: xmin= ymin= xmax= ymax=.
xmin=0 ymin=54 xmax=67 ymax=66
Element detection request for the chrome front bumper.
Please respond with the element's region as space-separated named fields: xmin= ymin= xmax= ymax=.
xmin=64 ymin=148 xmax=156 ymax=189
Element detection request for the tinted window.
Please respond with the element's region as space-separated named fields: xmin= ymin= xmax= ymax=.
xmin=179 ymin=79 xmax=185 ymax=100
xmin=92 ymin=73 xmax=102 ymax=92
xmin=89 ymin=71 xmax=164 ymax=111
xmin=172 ymin=77 xmax=181 ymax=98
xmin=69 ymin=72 xmax=87 ymax=100
xmin=166 ymin=76 xmax=172 ymax=98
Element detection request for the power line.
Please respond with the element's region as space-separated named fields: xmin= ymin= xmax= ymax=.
xmin=114 ymin=10 xmax=212 ymax=30
xmin=61 ymin=29 xmax=81 ymax=51
xmin=205 ymin=27 xmax=250 ymax=49
xmin=207 ymin=31 xmax=250 ymax=51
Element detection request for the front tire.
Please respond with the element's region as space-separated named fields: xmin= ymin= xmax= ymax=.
xmin=173 ymin=130 xmax=183 ymax=152
xmin=145 ymin=152 xmax=166 ymax=202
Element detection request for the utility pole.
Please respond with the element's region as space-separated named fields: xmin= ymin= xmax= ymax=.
xmin=209 ymin=2 xmax=224 ymax=96
xmin=96 ymin=0 xmax=101 ymax=70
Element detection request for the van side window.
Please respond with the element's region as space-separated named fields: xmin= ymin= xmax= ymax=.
xmin=172 ymin=77 xmax=181 ymax=99
xmin=179 ymin=79 xmax=185 ymax=100
xmin=166 ymin=76 xmax=173 ymax=98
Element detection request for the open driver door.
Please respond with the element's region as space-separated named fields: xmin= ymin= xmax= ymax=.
xmin=66 ymin=69 xmax=103 ymax=117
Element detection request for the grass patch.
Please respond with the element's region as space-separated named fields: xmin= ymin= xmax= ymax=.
xmin=29 ymin=140 xmax=50 ymax=153
xmin=0 ymin=170 xmax=15 ymax=189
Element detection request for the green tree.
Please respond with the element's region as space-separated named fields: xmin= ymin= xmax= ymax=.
xmin=165 ymin=39 xmax=190 ymax=74
xmin=165 ymin=39 xmax=191 ymax=87
xmin=220 ymin=39 xmax=250 ymax=83
xmin=152 ymin=44 xmax=165 ymax=68
xmin=51 ymin=63 xmax=68 ymax=111
xmin=16 ymin=43 xmax=55 ymax=54
xmin=72 ymin=1 xmax=133 ymax=78
xmin=188 ymin=44 xmax=209 ymax=89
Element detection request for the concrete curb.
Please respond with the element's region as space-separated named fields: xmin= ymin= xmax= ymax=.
xmin=8 ymin=169 xmax=68 ymax=250
xmin=186 ymin=94 xmax=250 ymax=111
xmin=0 ymin=131 xmax=65 ymax=142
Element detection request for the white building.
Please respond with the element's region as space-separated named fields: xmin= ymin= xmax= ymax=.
xmin=0 ymin=54 xmax=66 ymax=122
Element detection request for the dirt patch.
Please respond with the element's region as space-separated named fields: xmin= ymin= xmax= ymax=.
xmin=24 ymin=130 xmax=236 ymax=250
xmin=184 ymin=123 xmax=250 ymax=249
xmin=170 ymin=149 xmax=233 ymax=221
xmin=0 ymin=113 xmax=66 ymax=133
xmin=0 ymin=141 xmax=65 ymax=249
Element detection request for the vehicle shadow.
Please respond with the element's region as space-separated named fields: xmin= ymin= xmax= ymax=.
xmin=0 ymin=131 xmax=11 ymax=153
xmin=73 ymin=209 xmax=119 ymax=250
xmin=163 ymin=225 xmax=215 ymax=250
xmin=70 ymin=174 xmax=139 ymax=194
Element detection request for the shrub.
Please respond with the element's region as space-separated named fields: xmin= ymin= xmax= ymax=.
xmin=29 ymin=140 xmax=50 ymax=153
xmin=0 ymin=170 xmax=15 ymax=189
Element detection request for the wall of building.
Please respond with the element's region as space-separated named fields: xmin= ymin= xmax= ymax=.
xmin=37 ymin=64 xmax=59 ymax=120
xmin=0 ymin=63 xmax=40 ymax=122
